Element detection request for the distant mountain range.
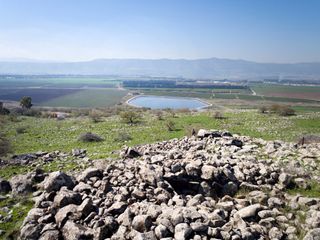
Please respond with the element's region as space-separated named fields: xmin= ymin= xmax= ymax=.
xmin=0 ymin=58 xmax=320 ymax=79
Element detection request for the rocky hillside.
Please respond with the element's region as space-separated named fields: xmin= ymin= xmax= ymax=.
xmin=3 ymin=130 xmax=320 ymax=239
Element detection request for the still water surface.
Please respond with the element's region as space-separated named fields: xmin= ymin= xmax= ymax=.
xmin=127 ymin=95 xmax=210 ymax=109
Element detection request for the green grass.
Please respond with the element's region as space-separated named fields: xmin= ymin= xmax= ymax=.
xmin=292 ymin=105 xmax=320 ymax=113
xmin=41 ymin=88 xmax=128 ymax=107
xmin=287 ymin=181 xmax=320 ymax=198
xmin=0 ymin=196 xmax=34 ymax=240
xmin=0 ymin=165 xmax=32 ymax=180
xmin=1 ymin=110 xmax=319 ymax=179
xmin=3 ymin=111 xmax=319 ymax=158
xmin=251 ymin=84 xmax=320 ymax=101
xmin=1 ymin=110 xmax=319 ymax=239
xmin=252 ymin=84 xmax=320 ymax=94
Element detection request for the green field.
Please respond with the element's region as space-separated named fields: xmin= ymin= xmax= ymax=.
xmin=0 ymin=76 xmax=120 ymax=88
xmin=251 ymin=84 xmax=320 ymax=101
xmin=252 ymin=84 xmax=320 ymax=94
xmin=40 ymin=89 xmax=128 ymax=107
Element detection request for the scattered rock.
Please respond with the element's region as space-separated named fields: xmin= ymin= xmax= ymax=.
xmin=16 ymin=130 xmax=320 ymax=239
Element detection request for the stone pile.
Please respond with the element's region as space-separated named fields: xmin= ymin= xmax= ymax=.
xmin=18 ymin=130 xmax=320 ymax=239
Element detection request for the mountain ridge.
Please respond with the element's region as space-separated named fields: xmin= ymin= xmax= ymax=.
xmin=1 ymin=57 xmax=320 ymax=79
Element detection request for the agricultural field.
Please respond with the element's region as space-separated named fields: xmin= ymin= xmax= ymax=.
xmin=40 ymin=89 xmax=128 ymax=108
xmin=1 ymin=76 xmax=320 ymax=109
xmin=251 ymin=84 xmax=320 ymax=101
xmin=0 ymin=76 xmax=127 ymax=108
xmin=136 ymin=84 xmax=320 ymax=106
xmin=0 ymin=75 xmax=120 ymax=88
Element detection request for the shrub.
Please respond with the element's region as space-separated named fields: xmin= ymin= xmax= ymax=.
xmin=269 ymin=104 xmax=295 ymax=116
xmin=120 ymin=111 xmax=141 ymax=124
xmin=177 ymin=108 xmax=190 ymax=114
xmin=185 ymin=126 xmax=199 ymax=137
xmin=114 ymin=131 xmax=132 ymax=142
xmin=8 ymin=114 xmax=20 ymax=122
xmin=89 ymin=109 xmax=104 ymax=123
xmin=278 ymin=106 xmax=295 ymax=116
xmin=213 ymin=111 xmax=224 ymax=119
xmin=269 ymin=104 xmax=281 ymax=113
xmin=22 ymin=109 xmax=42 ymax=117
xmin=20 ymin=96 xmax=33 ymax=109
xmin=0 ymin=133 xmax=12 ymax=157
xmin=259 ymin=106 xmax=268 ymax=114
xmin=0 ymin=102 xmax=10 ymax=115
xmin=166 ymin=120 xmax=176 ymax=131
xmin=165 ymin=109 xmax=176 ymax=118
xmin=78 ymin=132 xmax=104 ymax=142
xmin=16 ymin=126 xmax=28 ymax=134
xmin=155 ymin=111 xmax=164 ymax=120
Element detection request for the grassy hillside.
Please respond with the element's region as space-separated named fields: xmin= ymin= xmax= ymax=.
xmin=3 ymin=110 xmax=319 ymax=160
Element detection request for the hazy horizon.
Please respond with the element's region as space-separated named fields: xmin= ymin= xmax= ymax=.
xmin=1 ymin=56 xmax=320 ymax=65
xmin=0 ymin=0 xmax=320 ymax=63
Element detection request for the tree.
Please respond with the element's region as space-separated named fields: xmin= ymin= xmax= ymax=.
xmin=20 ymin=96 xmax=33 ymax=109
xmin=120 ymin=111 xmax=141 ymax=124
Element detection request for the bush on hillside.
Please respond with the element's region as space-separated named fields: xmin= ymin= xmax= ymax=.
xmin=166 ymin=120 xmax=176 ymax=131
xmin=0 ymin=102 xmax=10 ymax=115
xmin=22 ymin=109 xmax=42 ymax=117
xmin=164 ymin=109 xmax=176 ymax=118
xmin=277 ymin=106 xmax=295 ymax=116
xmin=213 ymin=111 xmax=224 ymax=119
xmin=154 ymin=111 xmax=164 ymax=120
xmin=259 ymin=106 xmax=268 ymax=114
xmin=269 ymin=104 xmax=295 ymax=116
xmin=177 ymin=108 xmax=190 ymax=114
xmin=16 ymin=126 xmax=28 ymax=134
xmin=0 ymin=133 xmax=12 ymax=157
xmin=89 ymin=109 xmax=104 ymax=123
xmin=120 ymin=110 xmax=141 ymax=124
xmin=78 ymin=132 xmax=104 ymax=142
xmin=114 ymin=131 xmax=132 ymax=142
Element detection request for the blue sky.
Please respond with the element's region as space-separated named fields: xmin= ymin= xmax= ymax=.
xmin=0 ymin=0 xmax=319 ymax=62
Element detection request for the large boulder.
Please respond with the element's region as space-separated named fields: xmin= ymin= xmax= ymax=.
xmin=53 ymin=187 xmax=82 ymax=208
xmin=132 ymin=215 xmax=152 ymax=232
xmin=42 ymin=171 xmax=74 ymax=192
xmin=174 ymin=223 xmax=192 ymax=240
xmin=77 ymin=168 xmax=103 ymax=182
xmin=10 ymin=174 xmax=33 ymax=194
xmin=236 ymin=204 xmax=262 ymax=219
xmin=20 ymin=223 xmax=43 ymax=240
xmin=197 ymin=129 xmax=221 ymax=138
xmin=62 ymin=221 xmax=93 ymax=240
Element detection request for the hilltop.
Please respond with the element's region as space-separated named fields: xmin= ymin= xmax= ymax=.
xmin=1 ymin=130 xmax=319 ymax=239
